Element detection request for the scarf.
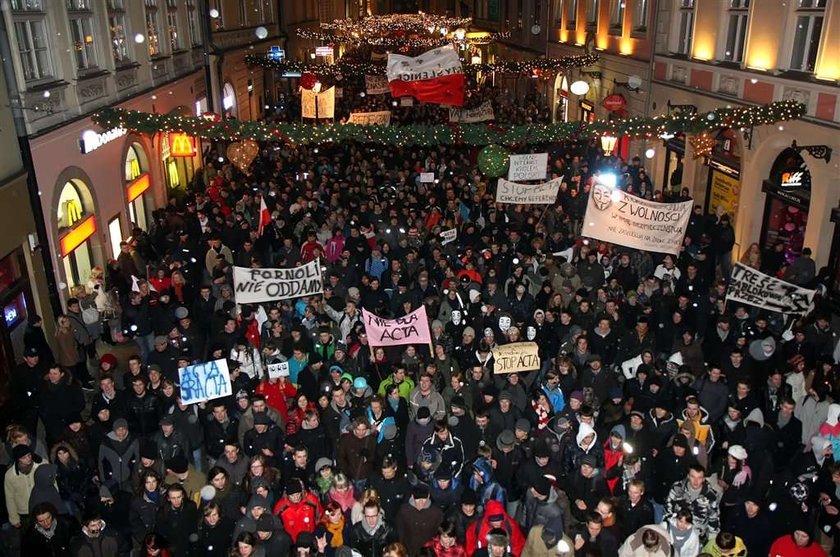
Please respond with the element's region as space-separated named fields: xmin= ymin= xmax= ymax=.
xmin=35 ymin=519 xmax=57 ymax=540
xmin=531 ymin=400 xmax=550 ymax=430
xmin=329 ymin=488 xmax=356 ymax=512
xmin=145 ymin=490 xmax=161 ymax=504
xmin=777 ymin=411 xmax=791 ymax=429
xmin=324 ymin=516 xmax=345 ymax=547
xmin=388 ymin=397 xmax=400 ymax=413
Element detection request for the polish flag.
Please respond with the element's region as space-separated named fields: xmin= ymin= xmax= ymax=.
xmin=258 ymin=197 xmax=270 ymax=236
xmin=387 ymin=44 xmax=465 ymax=107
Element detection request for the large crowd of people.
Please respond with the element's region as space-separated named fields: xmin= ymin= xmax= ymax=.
xmin=5 ymin=83 xmax=840 ymax=557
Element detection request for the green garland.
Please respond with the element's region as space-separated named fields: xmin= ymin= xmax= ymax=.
xmin=90 ymin=101 xmax=806 ymax=148
xmin=244 ymin=53 xmax=601 ymax=77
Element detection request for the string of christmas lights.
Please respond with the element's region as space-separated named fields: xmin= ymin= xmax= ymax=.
xmin=90 ymin=101 xmax=806 ymax=148
xmin=320 ymin=14 xmax=472 ymax=34
xmin=295 ymin=28 xmax=511 ymax=48
xmin=244 ymin=53 xmax=600 ymax=77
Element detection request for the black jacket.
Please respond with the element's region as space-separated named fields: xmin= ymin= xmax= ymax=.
xmin=22 ymin=514 xmax=77 ymax=556
xmin=125 ymin=392 xmax=161 ymax=438
xmin=348 ymin=518 xmax=397 ymax=557
xmin=156 ymin=501 xmax=199 ymax=557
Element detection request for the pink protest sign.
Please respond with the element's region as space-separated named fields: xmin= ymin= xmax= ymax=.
xmin=362 ymin=306 xmax=432 ymax=347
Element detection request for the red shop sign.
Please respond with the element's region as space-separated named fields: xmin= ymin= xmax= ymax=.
xmin=602 ymin=94 xmax=627 ymax=113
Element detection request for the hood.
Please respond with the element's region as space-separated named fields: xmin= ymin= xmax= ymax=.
xmin=827 ymin=404 xmax=840 ymax=427
xmin=472 ymin=457 xmax=493 ymax=484
xmin=34 ymin=463 xmax=56 ymax=487
xmin=484 ymin=500 xmax=506 ymax=519
xmin=629 ymin=524 xmax=671 ymax=554
xmin=610 ymin=424 xmax=626 ymax=441
xmin=409 ymin=495 xmax=432 ymax=510
xmin=576 ymin=422 xmax=597 ymax=448
xmin=812 ymin=436 xmax=831 ymax=466
xmin=744 ymin=408 xmax=765 ymax=428
xmin=246 ymin=494 xmax=269 ymax=514
xmin=50 ymin=441 xmax=80 ymax=464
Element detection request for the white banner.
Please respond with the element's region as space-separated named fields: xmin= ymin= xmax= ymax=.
xmin=440 ymin=228 xmax=458 ymax=245
xmin=347 ymin=111 xmax=392 ymax=125
xmin=496 ymin=177 xmax=561 ymax=205
xmin=267 ymin=361 xmax=290 ymax=379
xmin=365 ymin=75 xmax=390 ymax=95
xmin=582 ymin=185 xmax=693 ymax=255
xmin=449 ymin=101 xmax=495 ymax=123
xmin=508 ymin=153 xmax=548 ymax=181
xmin=301 ymin=86 xmax=335 ymax=119
xmin=493 ymin=342 xmax=541 ymax=374
xmin=726 ymin=263 xmax=816 ymax=315
xmin=179 ymin=359 xmax=232 ymax=405
xmin=420 ymin=172 xmax=435 ymax=183
xmin=233 ymin=260 xmax=324 ymax=304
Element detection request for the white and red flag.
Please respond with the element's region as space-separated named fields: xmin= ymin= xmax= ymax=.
xmin=258 ymin=197 xmax=271 ymax=236
xmin=386 ymin=44 xmax=465 ymax=107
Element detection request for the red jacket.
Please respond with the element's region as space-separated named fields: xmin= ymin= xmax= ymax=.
xmin=603 ymin=441 xmax=624 ymax=493
xmin=769 ymin=535 xmax=826 ymax=557
xmin=424 ymin=536 xmax=467 ymax=557
xmin=465 ymin=500 xmax=524 ymax=557
xmin=273 ymin=491 xmax=323 ymax=542
xmin=256 ymin=379 xmax=296 ymax=417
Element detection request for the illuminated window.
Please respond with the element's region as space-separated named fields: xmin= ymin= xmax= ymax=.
xmin=609 ymin=0 xmax=624 ymax=35
xmin=567 ymin=0 xmax=578 ymax=29
xmin=67 ymin=0 xmax=98 ymax=71
xmin=632 ymin=0 xmax=649 ymax=33
xmin=57 ymin=180 xmax=88 ymax=232
xmin=144 ymin=0 xmax=161 ymax=57
xmin=675 ymin=0 xmax=695 ymax=55
xmin=12 ymin=1 xmax=53 ymax=82
xmin=789 ymin=0 xmax=826 ymax=72
xmin=167 ymin=2 xmax=180 ymax=51
xmin=586 ymin=0 xmax=599 ymax=31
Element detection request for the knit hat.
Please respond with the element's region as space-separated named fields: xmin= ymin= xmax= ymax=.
xmin=353 ymin=377 xmax=368 ymax=390
xmin=570 ymin=390 xmax=584 ymax=402
xmin=166 ymin=454 xmax=189 ymax=474
xmin=728 ymin=445 xmax=748 ymax=460
xmin=315 ymin=457 xmax=333 ymax=473
xmin=412 ymin=484 xmax=431 ymax=499
xmin=12 ymin=444 xmax=32 ymax=461
xmin=581 ymin=454 xmax=597 ymax=468
xmin=461 ymin=489 xmax=477 ymax=506
xmin=140 ymin=440 xmax=158 ymax=460
xmin=286 ymin=479 xmax=304 ymax=495
xmin=533 ymin=475 xmax=552 ymax=497
xmin=112 ymin=418 xmax=128 ymax=431
xmin=515 ymin=418 xmax=531 ymax=433
xmin=254 ymin=412 xmax=272 ymax=426
xmin=99 ymin=353 xmax=118 ymax=368
xmin=463 ymin=326 xmax=476 ymax=337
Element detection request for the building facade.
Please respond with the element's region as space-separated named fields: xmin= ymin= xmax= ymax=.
xmin=1 ymin=0 xmax=207 ymax=308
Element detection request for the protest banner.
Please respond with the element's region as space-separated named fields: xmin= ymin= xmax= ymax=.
xmin=362 ymin=306 xmax=432 ymax=347
xmin=582 ymin=184 xmax=692 ymax=255
xmin=726 ymin=263 xmax=816 ymax=315
xmin=233 ymin=260 xmax=323 ymax=304
xmin=179 ymin=359 xmax=231 ymax=405
xmin=420 ymin=172 xmax=435 ymax=183
xmin=365 ymin=74 xmax=390 ymax=95
xmin=347 ymin=111 xmax=391 ymax=126
xmin=449 ymin=101 xmax=495 ymax=123
xmin=508 ymin=153 xmax=548 ymax=181
xmin=493 ymin=342 xmax=541 ymax=374
xmin=440 ymin=228 xmax=457 ymax=245
xmin=496 ymin=177 xmax=561 ymax=205
xmin=301 ymin=86 xmax=335 ymax=119
xmin=267 ymin=361 xmax=290 ymax=379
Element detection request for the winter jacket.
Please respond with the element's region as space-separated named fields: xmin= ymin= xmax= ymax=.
xmin=236 ymin=407 xmax=285 ymax=447
xmin=618 ymin=524 xmax=671 ymax=557
xmin=193 ymin=516 xmax=235 ymax=557
xmin=701 ymin=535 xmax=747 ymax=557
xmin=664 ymin=478 xmax=720 ymax=544
xmin=125 ymin=392 xmax=161 ymax=438
xmin=662 ymin=518 xmax=701 ymax=557
xmin=21 ymin=513 xmax=75 ymax=556
xmin=204 ymin=414 xmax=238 ymax=460
xmin=405 ymin=419 xmax=435 ymax=466
xmin=396 ymin=495 xmax=444 ymax=556
xmin=516 ymin=486 xmax=564 ymax=534
xmin=465 ymin=500 xmax=525 ymax=557
xmin=338 ymin=432 xmax=378 ymax=481
xmin=70 ymin=527 xmax=122 ymax=557
xmin=27 ymin=463 xmax=62 ymax=514
xmin=522 ymin=525 xmax=575 ymax=557
xmin=348 ymin=514 xmax=397 ymax=557
xmin=151 ymin=428 xmax=189 ymax=463
xmin=242 ymin=424 xmax=285 ymax=468
xmin=369 ymin=471 xmax=412 ymax=519
xmin=129 ymin=491 xmax=162 ymax=544
xmin=4 ymin=460 xmax=42 ymax=525
xmin=421 ymin=431 xmax=466 ymax=478
xmin=408 ymin=387 xmax=447 ymax=420
xmin=98 ymin=431 xmax=139 ymax=494
xmin=273 ymin=491 xmax=323 ymax=543
xmin=38 ymin=378 xmax=85 ymax=444
xmin=156 ymin=501 xmax=199 ymax=557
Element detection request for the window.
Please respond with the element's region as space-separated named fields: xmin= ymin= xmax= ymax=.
xmin=12 ymin=1 xmax=52 ymax=83
xmin=632 ymin=0 xmax=649 ymax=33
xmin=166 ymin=2 xmax=180 ymax=51
xmin=186 ymin=1 xmax=200 ymax=47
xmin=723 ymin=0 xmax=749 ymax=62
xmin=553 ymin=0 xmax=564 ymax=25
xmin=262 ymin=0 xmax=274 ymax=23
xmin=789 ymin=0 xmax=826 ymax=72
xmin=609 ymin=0 xmax=624 ymax=34
xmin=566 ymin=0 xmax=577 ymax=29
xmin=67 ymin=0 xmax=98 ymax=71
xmin=586 ymin=0 xmax=599 ymax=31
xmin=107 ymin=1 xmax=130 ymax=64
xmin=675 ymin=0 xmax=695 ymax=55
xmin=144 ymin=1 xmax=161 ymax=57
